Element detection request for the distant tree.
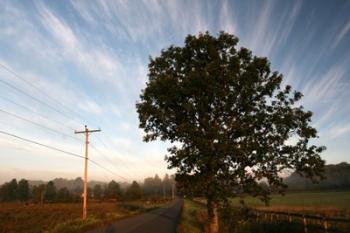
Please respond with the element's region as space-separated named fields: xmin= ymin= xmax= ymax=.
xmin=153 ymin=174 xmax=162 ymax=196
xmin=143 ymin=177 xmax=154 ymax=197
xmin=126 ymin=181 xmax=142 ymax=200
xmin=93 ymin=184 xmax=103 ymax=200
xmin=162 ymin=174 xmax=171 ymax=198
xmin=106 ymin=180 xmax=123 ymax=200
xmin=45 ymin=181 xmax=56 ymax=202
xmin=56 ymin=187 xmax=71 ymax=202
xmin=0 ymin=179 xmax=17 ymax=202
xmin=73 ymin=185 xmax=83 ymax=197
xmin=137 ymin=32 xmax=325 ymax=232
xmin=17 ymin=179 xmax=29 ymax=202
xmin=32 ymin=184 xmax=46 ymax=204
xmin=87 ymin=187 xmax=93 ymax=198
xmin=285 ymin=162 xmax=350 ymax=190
xmin=143 ymin=174 xmax=164 ymax=197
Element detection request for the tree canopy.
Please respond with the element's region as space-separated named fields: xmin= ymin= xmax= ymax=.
xmin=126 ymin=181 xmax=142 ymax=200
xmin=137 ymin=32 xmax=325 ymax=224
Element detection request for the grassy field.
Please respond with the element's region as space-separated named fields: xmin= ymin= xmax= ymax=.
xmin=177 ymin=199 xmax=206 ymax=233
xmin=230 ymin=190 xmax=350 ymax=217
xmin=0 ymin=200 xmax=170 ymax=233
xmin=178 ymin=191 xmax=350 ymax=233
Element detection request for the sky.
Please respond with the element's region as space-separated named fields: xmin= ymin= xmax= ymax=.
xmin=0 ymin=0 xmax=349 ymax=184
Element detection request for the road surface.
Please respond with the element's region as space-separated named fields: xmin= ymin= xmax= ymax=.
xmin=87 ymin=199 xmax=183 ymax=233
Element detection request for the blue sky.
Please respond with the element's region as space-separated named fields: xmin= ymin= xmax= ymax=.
xmin=0 ymin=0 xmax=349 ymax=183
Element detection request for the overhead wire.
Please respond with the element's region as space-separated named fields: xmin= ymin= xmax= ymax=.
xmin=0 ymin=63 xmax=93 ymax=128
xmin=0 ymin=129 xmax=84 ymax=159
xmin=90 ymin=143 xmax=136 ymax=179
xmin=0 ymin=129 xmax=127 ymax=180
xmin=0 ymin=78 xmax=80 ymax=126
xmin=0 ymin=66 xmax=132 ymax=177
xmin=0 ymin=94 xmax=76 ymax=131
xmin=0 ymin=108 xmax=81 ymax=142
xmin=0 ymin=63 xmax=159 ymax=180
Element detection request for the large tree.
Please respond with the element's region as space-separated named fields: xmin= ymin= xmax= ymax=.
xmin=136 ymin=32 xmax=325 ymax=232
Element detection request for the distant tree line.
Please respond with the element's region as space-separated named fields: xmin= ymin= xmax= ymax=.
xmin=0 ymin=174 xmax=176 ymax=203
xmin=285 ymin=162 xmax=350 ymax=191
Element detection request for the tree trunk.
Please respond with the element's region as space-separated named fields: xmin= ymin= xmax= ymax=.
xmin=207 ymin=198 xmax=219 ymax=233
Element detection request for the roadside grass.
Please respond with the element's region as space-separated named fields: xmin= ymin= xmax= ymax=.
xmin=0 ymin=199 xmax=171 ymax=233
xmin=177 ymin=199 xmax=207 ymax=233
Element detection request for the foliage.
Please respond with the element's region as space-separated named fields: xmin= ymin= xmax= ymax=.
xmin=285 ymin=162 xmax=350 ymax=190
xmin=0 ymin=179 xmax=18 ymax=202
xmin=143 ymin=174 xmax=175 ymax=198
xmin=126 ymin=181 xmax=143 ymax=200
xmin=17 ymin=179 xmax=30 ymax=202
xmin=56 ymin=187 xmax=72 ymax=202
xmin=93 ymin=184 xmax=103 ymax=200
xmin=105 ymin=180 xmax=123 ymax=200
xmin=32 ymin=184 xmax=46 ymax=204
xmin=137 ymin=32 xmax=325 ymax=220
xmin=143 ymin=174 xmax=163 ymax=197
xmin=0 ymin=175 xmax=175 ymax=203
xmin=45 ymin=181 xmax=57 ymax=202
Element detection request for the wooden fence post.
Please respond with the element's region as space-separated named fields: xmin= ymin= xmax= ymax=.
xmin=303 ymin=215 xmax=308 ymax=233
xmin=288 ymin=213 xmax=292 ymax=223
xmin=323 ymin=218 xmax=328 ymax=233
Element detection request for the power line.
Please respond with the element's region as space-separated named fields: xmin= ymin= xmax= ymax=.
xmin=0 ymin=66 xmax=127 ymax=162
xmin=0 ymin=102 xmax=132 ymax=180
xmin=0 ymin=129 xmax=127 ymax=180
xmin=0 ymin=63 xmax=93 ymax=128
xmin=89 ymin=159 xmax=127 ymax=180
xmin=90 ymin=143 xmax=135 ymax=179
xmin=0 ymin=108 xmax=81 ymax=142
xmin=0 ymin=64 xmax=142 ymax=171
xmin=0 ymin=64 xmax=147 ymax=179
xmin=0 ymin=129 xmax=84 ymax=159
xmin=0 ymin=78 xmax=80 ymax=125
xmin=0 ymin=94 xmax=76 ymax=131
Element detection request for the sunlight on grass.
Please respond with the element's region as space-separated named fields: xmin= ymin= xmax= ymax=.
xmin=178 ymin=199 xmax=206 ymax=233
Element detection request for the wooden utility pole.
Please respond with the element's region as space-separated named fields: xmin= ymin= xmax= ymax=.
xmin=75 ymin=125 xmax=101 ymax=220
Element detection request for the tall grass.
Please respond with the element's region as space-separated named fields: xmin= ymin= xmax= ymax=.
xmin=0 ymin=200 xmax=170 ymax=233
xmin=177 ymin=199 xmax=207 ymax=233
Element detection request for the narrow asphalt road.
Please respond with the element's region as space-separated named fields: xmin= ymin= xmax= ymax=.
xmin=87 ymin=198 xmax=183 ymax=233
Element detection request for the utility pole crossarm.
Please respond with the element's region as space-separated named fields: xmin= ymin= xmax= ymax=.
xmin=75 ymin=126 xmax=101 ymax=134
xmin=74 ymin=130 xmax=85 ymax=134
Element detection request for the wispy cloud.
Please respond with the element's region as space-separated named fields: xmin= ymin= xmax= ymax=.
xmin=329 ymin=123 xmax=350 ymax=139
xmin=333 ymin=20 xmax=350 ymax=48
xmin=36 ymin=2 xmax=124 ymax=90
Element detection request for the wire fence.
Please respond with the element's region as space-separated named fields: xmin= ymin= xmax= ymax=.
xmin=249 ymin=208 xmax=350 ymax=233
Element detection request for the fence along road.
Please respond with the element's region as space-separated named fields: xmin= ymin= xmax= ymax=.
xmin=250 ymin=208 xmax=350 ymax=233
